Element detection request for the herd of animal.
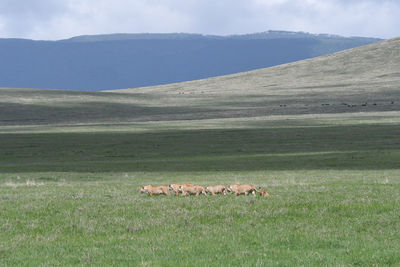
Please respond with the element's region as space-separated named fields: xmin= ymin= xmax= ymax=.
xmin=139 ymin=183 xmax=271 ymax=197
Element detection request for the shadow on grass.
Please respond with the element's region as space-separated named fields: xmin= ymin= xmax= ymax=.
xmin=0 ymin=101 xmax=223 ymax=126
xmin=2 ymin=100 xmax=399 ymax=127
xmin=1 ymin=124 xmax=400 ymax=172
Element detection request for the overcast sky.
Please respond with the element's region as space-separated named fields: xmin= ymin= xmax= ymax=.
xmin=0 ymin=0 xmax=399 ymax=40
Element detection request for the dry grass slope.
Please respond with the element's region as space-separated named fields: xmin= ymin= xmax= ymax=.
xmin=110 ymin=37 xmax=400 ymax=117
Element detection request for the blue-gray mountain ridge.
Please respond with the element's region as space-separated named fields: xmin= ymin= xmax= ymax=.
xmin=0 ymin=31 xmax=381 ymax=91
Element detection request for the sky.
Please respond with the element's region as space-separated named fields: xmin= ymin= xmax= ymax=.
xmin=0 ymin=0 xmax=399 ymax=40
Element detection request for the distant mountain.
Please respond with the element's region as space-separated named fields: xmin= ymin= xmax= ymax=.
xmin=0 ymin=31 xmax=381 ymax=91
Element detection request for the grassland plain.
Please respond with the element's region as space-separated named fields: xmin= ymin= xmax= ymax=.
xmin=1 ymin=38 xmax=400 ymax=266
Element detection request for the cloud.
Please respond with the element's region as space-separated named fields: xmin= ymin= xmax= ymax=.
xmin=0 ymin=0 xmax=399 ymax=40
xmin=26 ymin=0 xmax=195 ymax=40
xmin=0 ymin=0 xmax=66 ymax=38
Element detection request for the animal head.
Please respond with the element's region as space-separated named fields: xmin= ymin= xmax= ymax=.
xmin=139 ymin=185 xmax=151 ymax=194
xmin=259 ymin=189 xmax=271 ymax=197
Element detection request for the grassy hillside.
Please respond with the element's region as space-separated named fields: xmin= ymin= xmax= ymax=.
xmin=1 ymin=38 xmax=400 ymax=266
xmin=112 ymin=37 xmax=400 ymax=115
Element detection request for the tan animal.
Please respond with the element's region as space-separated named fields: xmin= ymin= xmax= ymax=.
xmin=169 ymin=183 xmax=193 ymax=195
xmin=180 ymin=184 xmax=206 ymax=196
xmin=259 ymin=189 xmax=271 ymax=197
xmin=205 ymin=185 xmax=227 ymax=195
xmin=227 ymin=184 xmax=257 ymax=196
xmin=139 ymin=185 xmax=170 ymax=196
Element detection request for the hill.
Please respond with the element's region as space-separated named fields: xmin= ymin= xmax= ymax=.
xmin=0 ymin=31 xmax=380 ymax=91
xmin=1 ymin=37 xmax=398 ymax=126
xmin=110 ymin=36 xmax=400 ymax=116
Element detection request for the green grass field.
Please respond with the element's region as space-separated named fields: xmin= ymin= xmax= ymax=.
xmin=1 ymin=113 xmax=400 ymax=266
xmin=1 ymin=38 xmax=400 ymax=266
